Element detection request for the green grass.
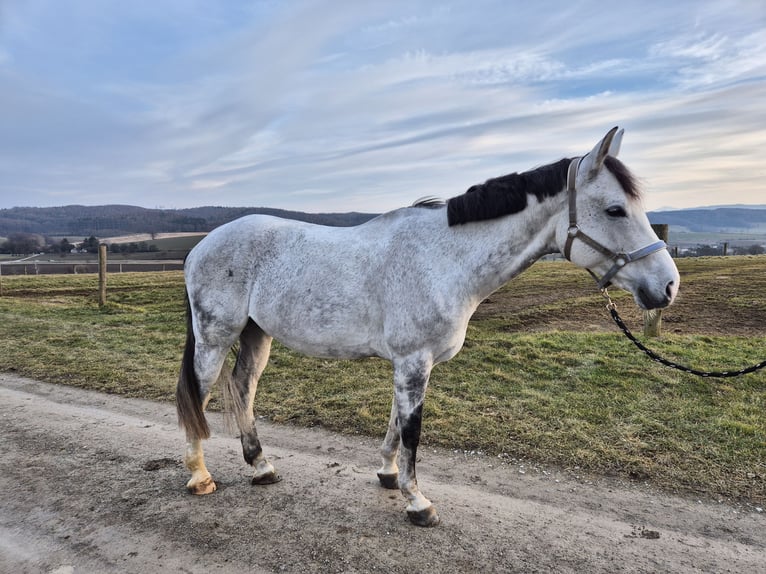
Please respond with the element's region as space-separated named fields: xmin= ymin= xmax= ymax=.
xmin=144 ymin=234 xmax=205 ymax=251
xmin=0 ymin=259 xmax=764 ymax=504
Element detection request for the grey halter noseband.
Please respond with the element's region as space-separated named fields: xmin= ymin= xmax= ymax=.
xmin=563 ymin=157 xmax=667 ymax=289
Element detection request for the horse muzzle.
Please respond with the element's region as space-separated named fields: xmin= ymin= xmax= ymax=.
xmin=635 ymin=278 xmax=677 ymax=310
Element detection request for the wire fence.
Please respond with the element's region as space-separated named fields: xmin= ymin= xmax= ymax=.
xmin=0 ymin=261 xmax=184 ymax=276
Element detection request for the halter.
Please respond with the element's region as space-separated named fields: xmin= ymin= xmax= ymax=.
xmin=563 ymin=157 xmax=667 ymax=289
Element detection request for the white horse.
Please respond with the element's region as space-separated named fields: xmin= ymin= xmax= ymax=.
xmin=177 ymin=127 xmax=679 ymax=526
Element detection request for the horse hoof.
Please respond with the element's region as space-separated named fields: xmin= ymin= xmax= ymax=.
xmin=187 ymin=477 xmax=217 ymax=495
xmin=407 ymin=506 xmax=440 ymax=527
xmin=377 ymin=472 xmax=399 ymax=490
xmin=251 ymin=472 xmax=282 ymax=485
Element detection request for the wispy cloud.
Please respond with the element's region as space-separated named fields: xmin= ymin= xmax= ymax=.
xmin=650 ymin=29 xmax=766 ymax=89
xmin=0 ymin=0 xmax=764 ymax=212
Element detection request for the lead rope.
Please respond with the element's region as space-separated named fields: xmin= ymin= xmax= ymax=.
xmin=600 ymin=289 xmax=766 ymax=378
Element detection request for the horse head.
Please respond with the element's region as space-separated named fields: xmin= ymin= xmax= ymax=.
xmin=557 ymin=127 xmax=680 ymax=310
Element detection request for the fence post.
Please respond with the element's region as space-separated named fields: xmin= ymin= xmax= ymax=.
xmin=98 ymin=243 xmax=108 ymax=307
xmin=644 ymin=224 xmax=669 ymax=337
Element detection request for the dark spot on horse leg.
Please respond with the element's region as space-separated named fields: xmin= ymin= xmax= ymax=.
xmin=241 ymin=431 xmax=263 ymax=466
xmin=228 ymin=269 xmax=234 ymax=277
xmin=400 ymin=403 xmax=423 ymax=479
xmin=242 ymin=427 xmax=281 ymax=485
xmin=401 ymin=405 xmax=440 ymax=527
xmin=403 ymin=372 xmax=428 ymax=413
xmin=191 ymin=297 xmax=215 ymax=327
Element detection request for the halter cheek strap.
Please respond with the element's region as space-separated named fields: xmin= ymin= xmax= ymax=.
xmin=563 ymin=157 xmax=667 ymax=290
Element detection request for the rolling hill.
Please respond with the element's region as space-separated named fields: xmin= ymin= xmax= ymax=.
xmin=647 ymin=207 xmax=766 ymax=233
xmin=0 ymin=205 xmax=376 ymax=238
xmin=1 ymin=204 xmax=765 ymax=239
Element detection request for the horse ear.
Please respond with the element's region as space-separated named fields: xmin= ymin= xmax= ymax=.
xmin=608 ymin=128 xmax=624 ymax=157
xmin=579 ymin=126 xmax=620 ymax=177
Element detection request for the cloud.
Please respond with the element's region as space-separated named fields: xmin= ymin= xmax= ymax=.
xmin=0 ymin=0 xmax=764 ymax=212
xmin=650 ymin=29 xmax=766 ymax=89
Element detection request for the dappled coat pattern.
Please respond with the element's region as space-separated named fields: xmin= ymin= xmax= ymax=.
xmin=176 ymin=127 xmax=679 ymax=526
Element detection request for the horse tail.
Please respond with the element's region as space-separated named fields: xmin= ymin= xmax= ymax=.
xmin=176 ymin=289 xmax=211 ymax=440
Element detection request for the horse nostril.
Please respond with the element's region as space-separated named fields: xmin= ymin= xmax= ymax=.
xmin=665 ymin=280 xmax=675 ymax=300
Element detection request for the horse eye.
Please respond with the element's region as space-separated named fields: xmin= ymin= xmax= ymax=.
xmin=606 ymin=206 xmax=627 ymax=218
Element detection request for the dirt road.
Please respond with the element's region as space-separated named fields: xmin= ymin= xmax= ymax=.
xmin=1 ymin=374 xmax=763 ymax=573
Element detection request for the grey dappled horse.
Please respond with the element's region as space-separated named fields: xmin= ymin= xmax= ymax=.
xmin=177 ymin=127 xmax=679 ymax=526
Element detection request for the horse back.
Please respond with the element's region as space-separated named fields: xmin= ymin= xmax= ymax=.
xmin=185 ymin=211 xmax=472 ymax=362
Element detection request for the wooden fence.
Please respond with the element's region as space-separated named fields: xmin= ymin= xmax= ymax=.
xmin=643 ymin=224 xmax=669 ymax=337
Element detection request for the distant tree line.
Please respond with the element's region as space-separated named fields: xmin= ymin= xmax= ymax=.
xmin=734 ymin=245 xmax=765 ymax=255
xmin=678 ymin=244 xmax=765 ymax=257
xmin=0 ymin=233 xmax=99 ymax=255
xmin=0 ymin=233 xmax=46 ymax=255
xmin=109 ymin=242 xmax=159 ymax=254
xmin=0 ymin=205 xmax=376 ymax=237
xmin=0 ymin=232 xmax=164 ymax=256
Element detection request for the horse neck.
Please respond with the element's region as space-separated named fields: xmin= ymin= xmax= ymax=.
xmin=449 ymin=193 xmax=565 ymax=302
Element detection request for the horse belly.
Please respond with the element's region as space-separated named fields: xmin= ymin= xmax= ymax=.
xmin=260 ymin=315 xmax=382 ymax=359
xmin=276 ymin=333 xmax=379 ymax=360
xmin=251 ymin=287 xmax=385 ymax=360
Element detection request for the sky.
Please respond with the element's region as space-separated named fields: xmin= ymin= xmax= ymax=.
xmin=0 ymin=1 xmax=764 ymax=213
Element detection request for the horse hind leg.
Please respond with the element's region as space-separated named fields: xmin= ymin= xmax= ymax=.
xmin=185 ymin=438 xmax=215 ymax=495
xmin=179 ymin=341 xmax=230 ymax=495
xmin=224 ymin=318 xmax=281 ymax=485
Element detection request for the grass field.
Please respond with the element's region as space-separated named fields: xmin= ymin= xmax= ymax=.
xmin=0 ymin=257 xmax=763 ymax=505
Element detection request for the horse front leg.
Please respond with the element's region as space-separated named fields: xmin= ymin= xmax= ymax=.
xmin=376 ymin=393 xmax=400 ymax=490
xmin=393 ymin=356 xmax=439 ymax=527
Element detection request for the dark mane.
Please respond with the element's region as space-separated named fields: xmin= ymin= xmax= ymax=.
xmin=447 ymin=155 xmax=641 ymax=226
xmin=447 ymin=158 xmax=570 ymax=226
